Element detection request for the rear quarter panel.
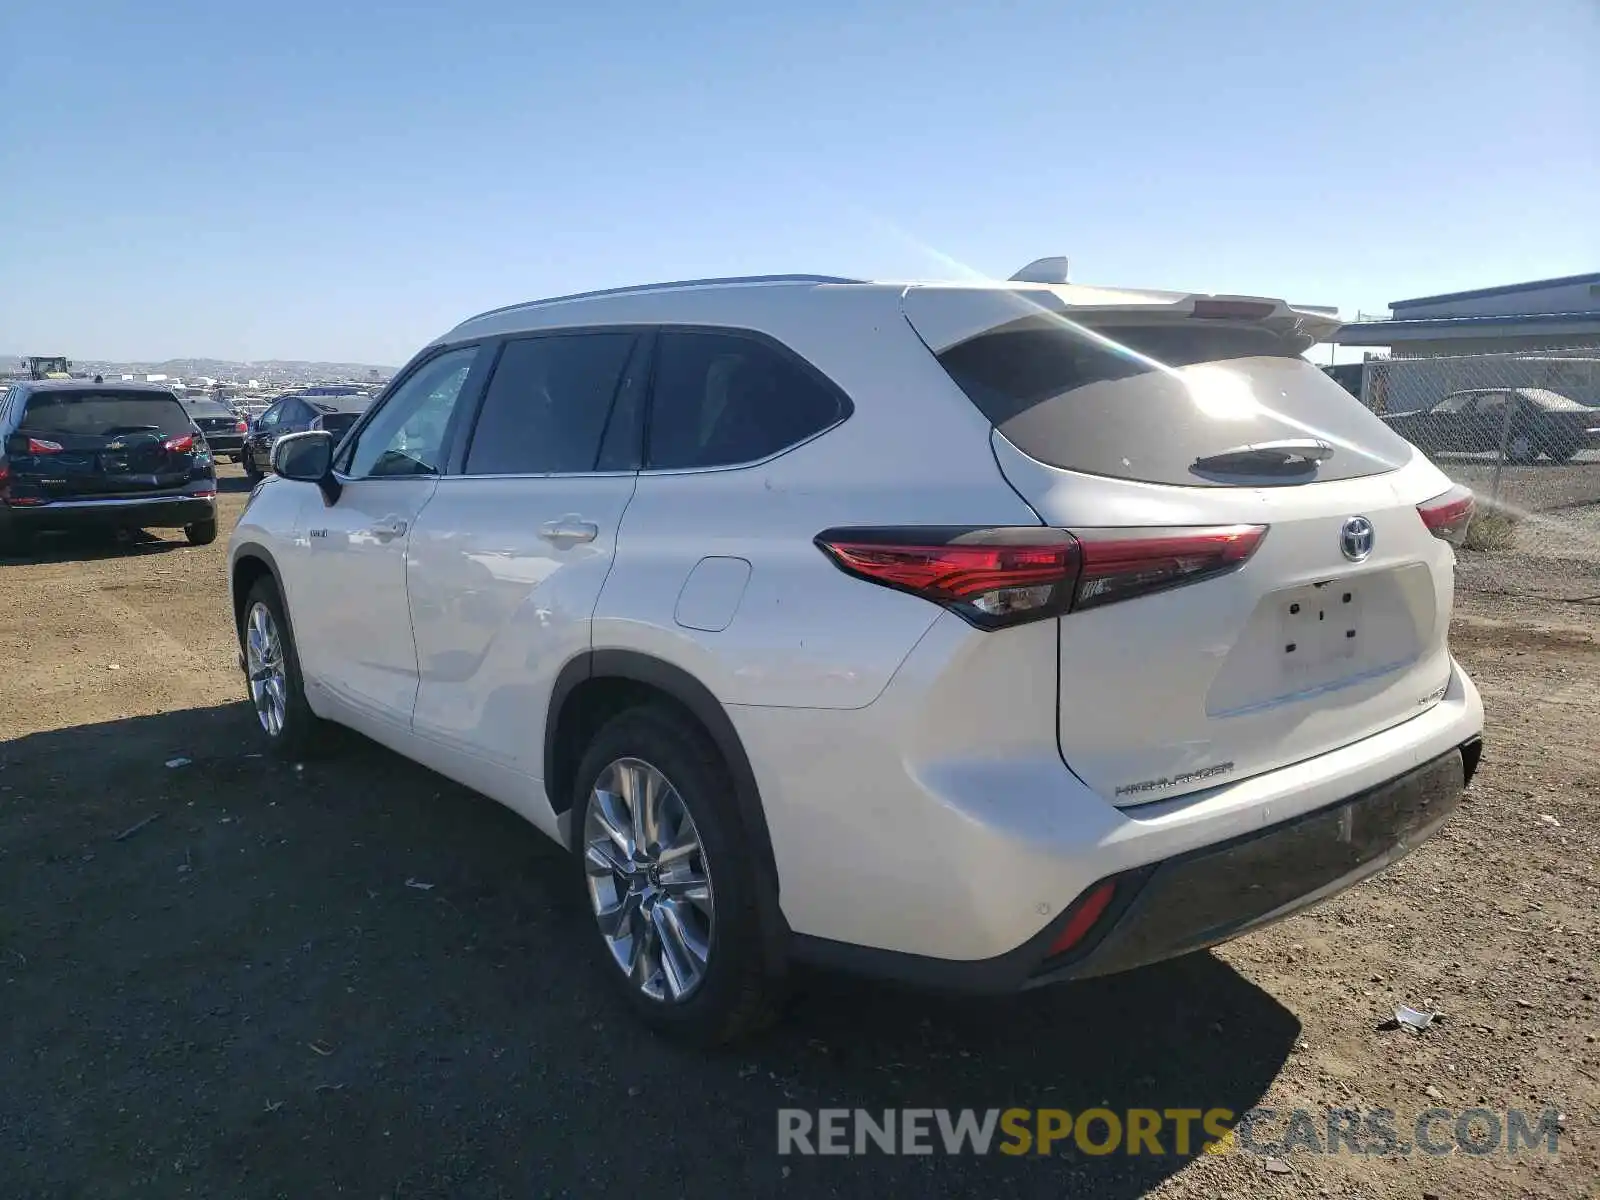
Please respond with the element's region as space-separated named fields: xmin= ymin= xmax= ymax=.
xmin=593 ymin=287 xmax=1042 ymax=709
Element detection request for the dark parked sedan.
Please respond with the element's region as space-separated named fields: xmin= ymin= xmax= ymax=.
xmin=1382 ymin=388 xmax=1600 ymax=464
xmin=182 ymin=398 xmax=251 ymax=461
xmin=241 ymin=391 xmax=371 ymax=481
xmin=0 ymin=381 xmax=218 ymax=553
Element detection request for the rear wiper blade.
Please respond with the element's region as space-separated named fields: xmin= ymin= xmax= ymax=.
xmin=1192 ymin=438 xmax=1334 ymax=476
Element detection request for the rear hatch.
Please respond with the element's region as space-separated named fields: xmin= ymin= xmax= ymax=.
xmin=8 ymin=390 xmax=201 ymax=499
xmin=904 ymin=284 xmax=1459 ymax=805
xmin=187 ymin=405 xmax=246 ymax=443
xmin=312 ymin=410 xmax=363 ymax=439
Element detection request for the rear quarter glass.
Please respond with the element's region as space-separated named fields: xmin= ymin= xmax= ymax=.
xmin=934 ymin=320 xmax=1414 ymax=487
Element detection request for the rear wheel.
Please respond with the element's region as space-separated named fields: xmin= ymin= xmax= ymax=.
xmin=185 ymin=518 xmax=218 ymax=546
xmin=241 ymin=578 xmax=327 ymax=758
xmin=572 ymin=706 xmax=779 ymax=1044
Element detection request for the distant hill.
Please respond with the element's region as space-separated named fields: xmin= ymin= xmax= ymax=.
xmin=3 ymin=354 xmax=396 ymax=386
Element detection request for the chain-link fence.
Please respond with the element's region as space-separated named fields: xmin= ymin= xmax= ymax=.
xmin=1355 ymin=352 xmax=1600 ymax=606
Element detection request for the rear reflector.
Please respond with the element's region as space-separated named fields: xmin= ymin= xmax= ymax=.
xmin=816 ymin=524 xmax=1266 ymax=628
xmin=27 ymin=438 xmax=63 ymax=454
xmin=1047 ymin=881 xmax=1117 ymax=957
xmin=1418 ymin=485 xmax=1475 ymax=545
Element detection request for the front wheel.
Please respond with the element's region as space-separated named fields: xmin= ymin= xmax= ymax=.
xmin=240 ymin=578 xmax=328 ymax=758
xmin=1506 ymin=430 xmax=1537 ymax=465
xmin=242 ymin=454 xmax=263 ymax=483
xmin=573 ymin=706 xmax=780 ymax=1044
xmin=185 ymin=518 xmax=218 ymax=546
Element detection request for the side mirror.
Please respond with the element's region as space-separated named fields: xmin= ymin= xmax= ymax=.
xmin=271 ymin=430 xmax=341 ymax=504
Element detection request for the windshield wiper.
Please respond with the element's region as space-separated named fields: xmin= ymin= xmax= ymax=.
xmin=1192 ymin=438 xmax=1335 ymax=477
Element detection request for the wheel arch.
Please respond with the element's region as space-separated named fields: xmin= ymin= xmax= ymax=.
xmin=547 ymin=649 xmax=789 ymax=969
xmin=230 ymin=542 xmax=295 ymax=647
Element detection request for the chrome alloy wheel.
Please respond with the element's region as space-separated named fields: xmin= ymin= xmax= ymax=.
xmin=583 ymin=757 xmax=715 ymax=1002
xmin=244 ymin=601 xmax=288 ymax=737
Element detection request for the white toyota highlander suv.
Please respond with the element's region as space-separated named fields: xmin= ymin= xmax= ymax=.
xmin=228 ymin=269 xmax=1485 ymax=1042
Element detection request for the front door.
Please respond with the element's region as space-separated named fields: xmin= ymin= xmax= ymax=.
xmin=292 ymin=345 xmax=485 ymax=724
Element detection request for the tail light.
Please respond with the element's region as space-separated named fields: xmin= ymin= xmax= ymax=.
xmin=162 ymin=433 xmax=196 ymax=453
xmin=1072 ymin=525 xmax=1266 ymax=610
xmin=1418 ymin=485 xmax=1474 ymax=545
xmin=815 ymin=524 xmax=1266 ymax=628
xmin=0 ymin=460 xmax=9 ymax=503
xmin=26 ymin=438 xmax=63 ymax=454
xmin=235 ymin=419 xmax=249 ymax=433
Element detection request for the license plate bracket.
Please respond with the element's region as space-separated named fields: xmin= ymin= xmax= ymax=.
xmin=1280 ymin=581 xmax=1364 ymax=679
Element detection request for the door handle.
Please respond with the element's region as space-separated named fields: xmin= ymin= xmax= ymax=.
xmin=371 ymin=516 xmax=409 ymax=540
xmin=538 ymin=517 xmax=599 ymax=546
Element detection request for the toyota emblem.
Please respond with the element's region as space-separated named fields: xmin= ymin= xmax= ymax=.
xmin=1340 ymin=516 xmax=1375 ymax=562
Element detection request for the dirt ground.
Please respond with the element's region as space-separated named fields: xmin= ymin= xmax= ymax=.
xmin=2 ymin=466 xmax=1596 ymax=1199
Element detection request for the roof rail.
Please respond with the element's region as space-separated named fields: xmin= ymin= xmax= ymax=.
xmin=461 ymin=274 xmax=865 ymax=326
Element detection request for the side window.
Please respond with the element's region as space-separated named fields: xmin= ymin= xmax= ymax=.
xmin=464 ymin=332 xmax=637 ymax=475
xmin=1474 ymin=392 xmax=1508 ymax=420
xmin=645 ymin=331 xmax=846 ymax=470
xmin=344 ymin=346 xmax=480 ymax=479
xmin=256 ymin=401 xmax=284 ymax=429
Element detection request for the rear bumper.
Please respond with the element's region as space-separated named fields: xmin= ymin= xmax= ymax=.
xmin=791 ymin=739 xmax=1478 ymax=993
xmin=4 ymin=492 xmax=216 ymax=533
xmin=732 ymin=598 xmax=1485 ymax=975
xmin=202 ymin=435 xmax=245 ymax=454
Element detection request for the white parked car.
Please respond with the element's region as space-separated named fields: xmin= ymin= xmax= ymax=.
xmin=228 ymin=270 xmax=1485 ymax=1042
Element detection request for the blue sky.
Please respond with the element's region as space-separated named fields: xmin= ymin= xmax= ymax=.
xmin=1 ymin=0 xmax=1595 ymax=365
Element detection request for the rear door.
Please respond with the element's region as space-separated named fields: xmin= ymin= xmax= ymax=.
xmin=407 ymin=329 xmax=648 ymax=791
xmin=8 ymin=389 xmax=199 ymax=498
xmin=904 ymin=286 xmax=1459 ymax=805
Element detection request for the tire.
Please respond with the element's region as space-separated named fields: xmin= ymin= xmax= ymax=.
xmin=571 ymin=705 xmax=780 ymax=1044
xmin=242 ymin=454 xmax=263 ymax=483
xmin=240 ymin=577 xmax=328 ymax=759
xmin=185 ymin=518 xmax=218 ymax=546
xmin=1506 ymin=430 xmax=1537 ymax=465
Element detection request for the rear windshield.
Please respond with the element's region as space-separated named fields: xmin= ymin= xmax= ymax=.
xmin=21 ymin=391 xmax=192 ymax=439
xmin=1519 ymin=389 xmax=1588 ymax=411
xmin=184 ymin=401 xmax=233 ymax=418
xmin=317 ymin=412 xmax=360 ymax=435
xmin=312 ymin=397 xmax=370 ymax=415
xmin=935 ymin=320 xmax=1414 ymax=486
